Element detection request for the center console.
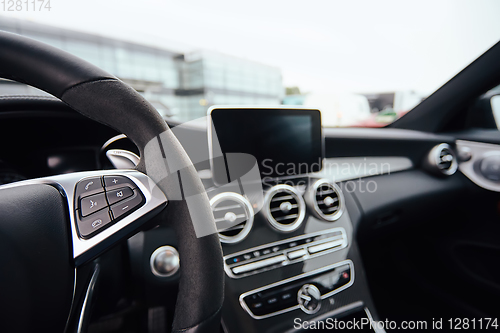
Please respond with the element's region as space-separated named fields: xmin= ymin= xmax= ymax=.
xmin=207 ymin=106 xmax=380 ymax=332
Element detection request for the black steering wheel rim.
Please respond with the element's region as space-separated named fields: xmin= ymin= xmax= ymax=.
xmin=0 ymin=31 xmax=224 ymax=333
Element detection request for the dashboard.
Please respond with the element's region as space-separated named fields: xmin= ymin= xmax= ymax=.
xmin=2 ymin=97 xmax=500 ymax=332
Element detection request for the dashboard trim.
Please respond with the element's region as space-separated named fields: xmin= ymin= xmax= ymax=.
xmin=457 ymin=139 xmax=500 ymax=192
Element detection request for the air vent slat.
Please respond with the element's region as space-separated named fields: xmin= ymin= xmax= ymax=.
xmin=271 ymin=195 xmax=294 ymax=202
xmin=321 ymin=206 xmax=340 ymax=213
xmin=219 ymin=223 xmax=245 ymax=232
xmin=214 ymin=214 xmax=247 ymax=223
xmin=274 ymin=214 xmax=299 ymax=222
xmin=317 ymin=197 xmax=339 ymax=205
xmin=270 ymin=204 xmax=298 ymax=212
xmin=265 ymin=185 xmax=305 ymax=232
xmin=213 ymin=204 xmax=242 ymax=211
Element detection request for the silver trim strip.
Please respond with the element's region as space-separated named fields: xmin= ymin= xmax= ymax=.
xmin=314 ymin=157 xmax=413 ymax=182
xmin=457 ymin=140 xmax=500 ymax=192
xmin=308 ymin=239 xmax=344 ymax=254
xmin=77 ymin=264 xmax=100 ymax=333
xmin=232 ymin=255 xmax=287 ymax=275
xmin=365 ymin=307 xmax=384 ymax=333
xmin=100 ymin=134 xmax=128 ymax=151
xmin=0 ymin=170 xmax=167 ymax=264
xmin=106 ymin=149 xmax=140 ymax=169
xmin=239 ymin=260 xmax=354 ymax=320
xmin=224 ymin=227 xmax=347 ymax=279
xmin=264 ymin=184 xmax=306 ymax=233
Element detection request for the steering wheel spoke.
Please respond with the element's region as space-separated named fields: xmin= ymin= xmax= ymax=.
xmin=1 ymin=170 xmax=167 ymax=265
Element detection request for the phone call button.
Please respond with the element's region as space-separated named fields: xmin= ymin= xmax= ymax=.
xmin=75 ymin=176 xmax=103 ymax=200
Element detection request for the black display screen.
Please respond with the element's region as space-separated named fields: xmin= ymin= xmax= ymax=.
xmin=209 ymin=108 xmax=323 ymax=184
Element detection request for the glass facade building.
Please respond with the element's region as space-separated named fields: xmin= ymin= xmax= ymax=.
xmin=0 ymin=17 xmax=283 ymax=122
xmin=177 ymin=51 xmax=283 ymax=120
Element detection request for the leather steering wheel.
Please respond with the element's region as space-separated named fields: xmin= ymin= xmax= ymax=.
xmin=0 ymin=31 xmax=224 ymax=333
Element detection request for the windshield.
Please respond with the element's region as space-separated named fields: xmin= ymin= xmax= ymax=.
xmin=1 ymin=0 xmax=500 ymax=127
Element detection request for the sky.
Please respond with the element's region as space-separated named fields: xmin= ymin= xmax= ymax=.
xmin=3 ymin=0 xmax=500 ymax=95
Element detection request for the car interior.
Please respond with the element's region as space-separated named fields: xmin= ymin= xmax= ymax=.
xmin=1 ymin=22 xmax=500 ymax=333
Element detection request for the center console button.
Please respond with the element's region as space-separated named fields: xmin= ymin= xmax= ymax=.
xmin=337 ymin=269 xmax=351 ymax=287
xmin=287 ymin=248 xmax=307 ymax=260
xmin=262 ymin=249 xmax=272 ymax=255
xmin=308 ymin=239 xmax=344 ymax=254
xmin=281 ymin=292 xmax=292 ymax=301
xmin=297 ymin=284 xmax=321 ymax=314
xmin=251 ymin=301 xmax=264 ymax=310
xmin=266 ymin=297 xmax=278 ymax=305
xmin=232 ymin=255 xmax=286 ymax=275
xmin=80 ymin=192 xmax=107 ymax=217
xmin=106 ymin=187 xmax=133 ymax=205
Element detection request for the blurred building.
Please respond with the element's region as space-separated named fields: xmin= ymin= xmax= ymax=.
xmin=179 ymin=51 xmax=283 ymax=120
xmin=0 ymin=17 xmax=283 ymax=121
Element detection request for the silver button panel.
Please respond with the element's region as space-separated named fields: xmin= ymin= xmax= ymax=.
xmin=224 ymin=227 xmax=348 ymax=278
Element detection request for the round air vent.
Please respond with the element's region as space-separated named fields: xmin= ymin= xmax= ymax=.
xmin=210 ymin=192 xmax=254 ymax=244
xmin=264 ymin=184 xmax=305 ymax=232
xmin=307 ymin=179 xmax=344 ymax=221
xmin=426 ymin=143 xmax=458 ymax=176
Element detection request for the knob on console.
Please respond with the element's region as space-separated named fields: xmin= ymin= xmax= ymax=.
xmin=297 ymin=284 xmax=321 ymax=314
xmin=150 ymin=246 xmax=180 ymax=277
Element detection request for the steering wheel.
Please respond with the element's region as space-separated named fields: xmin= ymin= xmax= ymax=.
xmin=0 ymin=31 xmax=224 ymax=333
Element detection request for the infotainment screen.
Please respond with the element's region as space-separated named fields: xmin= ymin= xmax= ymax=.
xmin=209 ymin=107 xmax=323 ymax=184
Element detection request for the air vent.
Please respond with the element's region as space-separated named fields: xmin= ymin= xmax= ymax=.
xmin=264 ymin=185 xmax=305 ymax=232
xmin=307 ymin=179 xmax=344 ymax=221
xmin=210 ymin=192 xmax=254 ymax=244
xmin=426 ymin=143 xmax=458 ymax=176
